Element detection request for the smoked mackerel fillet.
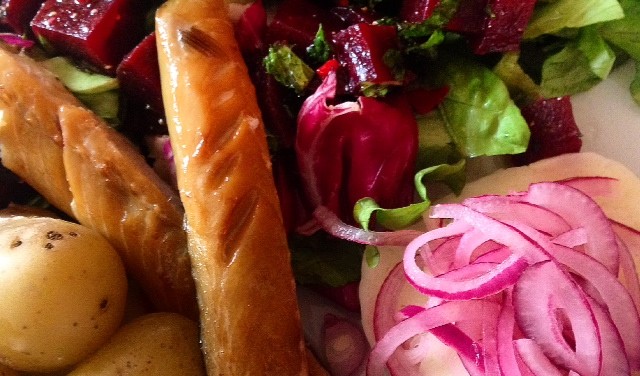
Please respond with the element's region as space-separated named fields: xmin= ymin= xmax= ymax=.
xmin=156 ymin=0 xmax=308 ymax=374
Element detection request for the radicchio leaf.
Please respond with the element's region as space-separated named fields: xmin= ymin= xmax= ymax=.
xmin=296 ymin=71 xmax=418 ymax=224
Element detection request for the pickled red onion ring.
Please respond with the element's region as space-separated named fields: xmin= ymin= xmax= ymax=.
xmin=368 ymin=179 xmax=640 ymax=376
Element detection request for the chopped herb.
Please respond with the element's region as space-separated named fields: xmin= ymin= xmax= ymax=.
xmin=263 ymin=44 xmax=315 ymax=94
xmin=307 ymin=25 xmax=332 ymax=65
xmin=361 ymin=82 xmax=391 ymax=97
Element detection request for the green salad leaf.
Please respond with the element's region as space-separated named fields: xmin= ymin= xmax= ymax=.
xmin=540 ymin=26 xmax=616 ymax=97
xmin=353 ymin=159 xmax=465 ymax=231
xmin=42 ymin=56 xmax=120 ymax=125
xmin=600 ymin=0 xmax=640 ymax=60
xmin=525 ymin=0 xmax=624 ymax=39
xmin=437 ymin=59 xmax=531 ymax=157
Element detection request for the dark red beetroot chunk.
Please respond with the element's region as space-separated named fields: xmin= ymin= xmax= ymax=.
xmin=31 ymin=0 xmax=147 ymax=75
xmin=0 ymin=0 xmax=45 ymax=35
xmin=400 ymin=0 xmax=442 ymax=23
xmin=266 ymin=0 xmax=331 ymax=56
xmin=252 ymin=63 xmax=299 ymax=149
xmin=447 ymin=0 xmax=537 ymax=54
xmin=331 ymin=23 xmax=399 ymax=95
xmin=514 ymin=96 xmax=582 ymax=166
xmin=234 ymin=0 xmax=267 ymax=60
xmin=116 ymin=32 xmax=163 ymax=115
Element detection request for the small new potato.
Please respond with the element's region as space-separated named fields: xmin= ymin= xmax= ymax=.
xmin=68 ymin=312 xmax=206 ymax=375
xmin=0 ymin=216 xmax=128 ymax=373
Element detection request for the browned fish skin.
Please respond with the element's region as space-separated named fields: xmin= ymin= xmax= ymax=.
xmin=0 ymin=48 xmax=78 ymax=215
xmin=156 ymin=1 xmax=308 ymax=374
xmin=0 ymin=49 xmax=198 ymax=318
xmin=59 ymin=104 xmax=197 ymax=318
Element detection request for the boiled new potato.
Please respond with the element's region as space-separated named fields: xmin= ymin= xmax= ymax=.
xmin=0 ymin=362 xmax=19 ymax=376
xmin=68 ymin=312 xmax=206 ymax=375
xmin=0 ymin=215 xmax=128 ymax=373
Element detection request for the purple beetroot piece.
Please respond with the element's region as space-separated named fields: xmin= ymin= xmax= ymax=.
xmin=0 ymin=0 xmax=45 ymax=34
xmin=400 ymin=0 xmax=442 ymax=23
xmin=447 ymin=0 xmax=537 ymax=54
xmin=266 ymin=0 xmax=331 ymax=56
xmin=331 ymin=23 xmax=400 ymax=95
xmin=116 ymin=32 xmax=163 ymax=115
xmin=514 ymin=96 xmax=582 ymax=165
xmin=30 ymin=0 xmax=147 ymax=75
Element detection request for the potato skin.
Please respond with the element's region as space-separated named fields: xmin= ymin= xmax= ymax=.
xmin=68 ymin=312 xmax=206 ymax=376
xmin=0 ymin=216 xmax=128 ymax=373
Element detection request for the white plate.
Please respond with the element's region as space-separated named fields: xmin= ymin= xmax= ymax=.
xmin=573 ymin=61 xmax=640 ymax=175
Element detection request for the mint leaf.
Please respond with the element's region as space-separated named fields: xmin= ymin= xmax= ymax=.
xmin=264 ymin=44 xmax=314 ymax=93
xmin=307 ymin=25 xmax=332 ymax=64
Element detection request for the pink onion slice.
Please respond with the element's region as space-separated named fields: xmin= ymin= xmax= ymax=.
xmin=548 ymin=244 xmax=640 ymax=367
xmin=313 ymin=206 xmax=422 ymax=246
xmin=558 ymin=176 xmax=618 ymax=198
xmin=367 ymin=300 xmax=499 ymax=376
xmin=523 ymin=182 xmax=620 ymax=273
xmin=495 ymin=290 xmax=522 ymax=376
xmin=514 ymin=339 xmax=564 ymax=376
xmin=462 ymin=196 xmax=571 ymax=237
xmin=585 ymin=297 xmax=631 ymax=375
xmin=611 ymin=221 xmax=640 ymax=314
xmin=513 ymin=260 xmax=601 ymax=376
xmin=369 ymin=179 xmax=640 ymax=375
xmin=509 ymin=220 xmax=640 ymax=367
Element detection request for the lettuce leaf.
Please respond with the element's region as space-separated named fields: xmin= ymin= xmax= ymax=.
xmin=353 ymin=159 xmax=465 ymax=231
xmin=42 ymin=56 xmax=120 ymax=125
xmin=437 ymin=59 xmax=530 ymax=157
xmin=600 ymin=0 xmax=640 ymax=60
xmin=525 ymin=0 xmax=624 ymax=39
xmin=540 ymin=26 xmax=616 ymax=97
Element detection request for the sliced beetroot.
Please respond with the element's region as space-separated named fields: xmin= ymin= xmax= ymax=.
xmin=445 ymin=0 xmax=487 ymax=35
xmin=406 ymin=86 xmax=449 ymax=115
xmin=30 ymin=0 xmax=147 ymax=75
xmin=0 ymin=0 xmax=45 ymax=35
xmin=266 ymin=0 xmax=331 ymax=56
xmin=234 ymin=0 xmax=267 ymax=60
xmin=250 ymin=55 xmax=300 ymax=149
xmin=328 ymin=6 xmax=376 ymax=29
xmin=116 ymin=32 xmax=163 ymax=115
xmin=331 ymin=23 xmax=400 ymax=95
xmin=514 ymin=96 xmax=582 ymax=165
xmin=400 ymin=0 xmax=442 ymax=23
xmin=447 ymin=0 xmax=536 ymax=55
